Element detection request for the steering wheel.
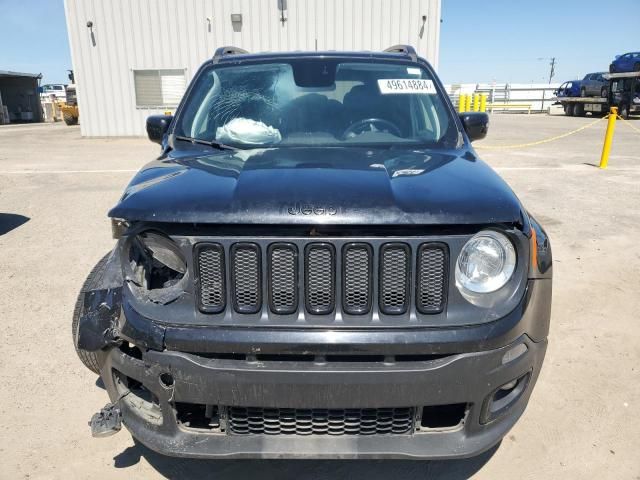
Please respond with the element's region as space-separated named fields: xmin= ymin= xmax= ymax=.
xmin=342 ymin=118 xmax=402 ymax=139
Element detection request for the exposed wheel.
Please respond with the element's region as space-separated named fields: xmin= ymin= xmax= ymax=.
xmin=601 ymin=87 xmax=608 ymax=98
xmin=565 ymin=103 xmax=575 ymax=116
xmin=580 ymin=87 xmax=587 ymax=97
xmin=634 ymin=63 xmax=640 ymax=72
xmin=72 ymin=253 xmax=111 ymax=374
xmin=63 ymin=113 xmax=78 ymax=125
xmin=574 ymin=103 xmax=585 ymax=117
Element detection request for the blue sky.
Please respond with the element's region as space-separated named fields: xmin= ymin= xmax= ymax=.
xmin=0 ymin=0 xmax=638 ymax=85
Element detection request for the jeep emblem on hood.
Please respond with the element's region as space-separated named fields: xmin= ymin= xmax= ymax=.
xmin=287 ymin=203 xmax=338 ymax=216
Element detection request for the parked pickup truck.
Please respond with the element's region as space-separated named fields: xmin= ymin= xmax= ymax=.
xmin=73 ymin=45 xmax=552 ymax=460
xmin=555 ymin=71 xmax=640 ymax=119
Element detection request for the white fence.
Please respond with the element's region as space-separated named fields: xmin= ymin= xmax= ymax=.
xmin=445 ymin=83 xmax=561 ymax=113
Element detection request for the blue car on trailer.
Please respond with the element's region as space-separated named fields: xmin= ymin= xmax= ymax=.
xmin=609 ymin=52 xmax=640 ymax=73
xmin=555 ymin=80 xmax=582 ymax=98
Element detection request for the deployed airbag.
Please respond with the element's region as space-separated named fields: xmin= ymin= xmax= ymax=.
xmin=216 ymin=118 xmax=281 ymax=145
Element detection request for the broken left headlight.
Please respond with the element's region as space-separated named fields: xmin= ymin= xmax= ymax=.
xmin=123 ymin=231 xmax=188 ymax=304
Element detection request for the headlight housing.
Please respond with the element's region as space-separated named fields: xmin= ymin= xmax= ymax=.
xmin=455 ymin=230 xmax=516 ymax=294
xmin=124 ymin=231 xmax=188 ymax=303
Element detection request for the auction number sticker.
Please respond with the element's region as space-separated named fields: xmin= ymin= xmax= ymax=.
xmin=378 ymin=79 xmax=436 ymax=94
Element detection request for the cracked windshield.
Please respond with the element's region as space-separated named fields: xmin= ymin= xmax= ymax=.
xmin=177 ymin=60 xmax=456 ymax=148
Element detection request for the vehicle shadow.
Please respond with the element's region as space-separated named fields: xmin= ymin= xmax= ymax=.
xmin=0 ymin=213 xmax=29 ymax=235
xmin=114 ymin=439 xmax=500 ymax=480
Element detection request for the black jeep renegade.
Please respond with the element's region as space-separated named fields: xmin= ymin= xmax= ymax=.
xmin=73 ymin=45 xmax=552 ymax=459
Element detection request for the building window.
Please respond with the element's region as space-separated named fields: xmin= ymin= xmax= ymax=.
xmin=133 ymin=69 xmax=186 ymax=108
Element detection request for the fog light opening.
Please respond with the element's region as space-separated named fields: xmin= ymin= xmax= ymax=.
xmin=481 ymin=371 xmax=532 ymax=424
xmin=419 ymin=403 xmax=468 ymax=430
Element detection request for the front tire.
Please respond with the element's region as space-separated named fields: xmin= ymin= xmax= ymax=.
xmin=580 ymin=87 xmax=587 ymax=97
xmin=72 ymin=254 xmax=111 ymax=374
xmin=634 ymin=63 xmax=640 ymax=72
xmin=574 ymin=103 xmax=585 ymax=117
xmin=601 ymin=87 xmax=608 ymax=98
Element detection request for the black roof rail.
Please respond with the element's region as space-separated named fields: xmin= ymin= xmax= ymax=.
xmin=383 ymin=45 xmax=417 ymax=62
xmin=212 ymin=46 xmax=249 ymax=63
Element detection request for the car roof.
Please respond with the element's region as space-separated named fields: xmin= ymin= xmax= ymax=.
xmin=214 ymin=50 xmax=421 ymax=64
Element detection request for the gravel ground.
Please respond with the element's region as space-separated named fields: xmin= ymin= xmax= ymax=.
xmin=1 ymin=115 xmax=639 ymax=479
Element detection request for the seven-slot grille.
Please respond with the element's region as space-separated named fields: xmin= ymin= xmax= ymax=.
xmin=227 ymin=406 xmax=415 ymax=436
xmin=196 ymin=241 xmax=448 ymax=316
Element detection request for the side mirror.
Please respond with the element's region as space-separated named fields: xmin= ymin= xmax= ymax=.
xmin=146 ymin=115 xmax=173 ymax=144
xmin=459 ymin=112 xmax=489 ymax=142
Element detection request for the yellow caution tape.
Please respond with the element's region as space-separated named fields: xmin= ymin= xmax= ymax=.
xmin=476 ymin=115 xmax=609 ymax=150
xmin=616 ymin=115 xmax=640 ymax=135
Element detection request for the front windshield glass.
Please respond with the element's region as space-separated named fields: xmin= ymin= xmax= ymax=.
xmin=176 ymin=59 xmax=458 ymax=149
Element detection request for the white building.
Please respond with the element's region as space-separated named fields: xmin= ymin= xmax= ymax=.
xmin=64 ymin=0 xmax=441 ymax=136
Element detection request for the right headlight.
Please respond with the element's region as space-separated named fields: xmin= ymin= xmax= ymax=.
xmin=455 ymin=230 xmax=516 ymax=294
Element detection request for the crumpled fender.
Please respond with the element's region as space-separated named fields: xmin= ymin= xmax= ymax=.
xmin=76 ymin=250 xmax=124 ymax=352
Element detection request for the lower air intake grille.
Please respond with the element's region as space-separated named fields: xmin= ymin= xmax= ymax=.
xmin=228 ymin=406 xmax=415 ymax=436
xmin=416 ymin=244 xmax=448 ymax=313
xmin=231 ymin=244 xmax=261 ymax=314
xmin=196 ymin=244 xmax=226 ymax=313
xmin=379 ymin=244 xmax=410 ymax=314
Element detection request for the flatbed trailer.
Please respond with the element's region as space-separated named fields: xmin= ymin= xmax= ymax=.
xmin=555 ymin=71 xmax=640 ymax=118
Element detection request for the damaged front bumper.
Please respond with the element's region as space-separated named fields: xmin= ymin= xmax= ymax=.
xmin=77 ymin=251 xmax=551 ymax=459
xmin=96 ymin=334 xmax=546 ymax=459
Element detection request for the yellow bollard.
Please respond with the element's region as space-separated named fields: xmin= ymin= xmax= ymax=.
xmin=480 ymin=94 xmax=487 ymax=113
xmin=458 ymin=94 xmax=466 ymax=113
xmin=599 ymin=107 xmax=618 ymax=169
xmin=465 ymin=94 xmax=472 ymax=112
xmin=473 ymin=93 xmax=480 ymax=112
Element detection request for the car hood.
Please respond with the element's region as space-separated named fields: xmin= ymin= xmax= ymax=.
xmin=109 ymin=146 xmax=526 ymax=226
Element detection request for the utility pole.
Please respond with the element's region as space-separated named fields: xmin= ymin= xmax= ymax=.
xmin=548 ymin=57 xmax=556 ymax=84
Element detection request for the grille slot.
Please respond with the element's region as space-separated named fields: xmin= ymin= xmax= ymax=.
xmin=196 ymin=243 xmax=226 ymax=313
xmin=416 ymin=244 xmax=448 ymax=314
xmin=379 ymin=243 xmax=410 ymax=315
xmin=268 ymin=244 xmax=298 ymax=314
xmin=231 ymin=243 xmax=261 ymax=314
xmin=342 ymin=244 xmax=373 ymax=315
xmin=228 ymin=406 xmax=415 ymax=436
xmin=305 ymin=244 xmax=335 ymax=315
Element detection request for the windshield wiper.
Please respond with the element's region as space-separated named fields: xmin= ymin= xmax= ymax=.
xmin=173 ymin=135 xmax=236 ymax=151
